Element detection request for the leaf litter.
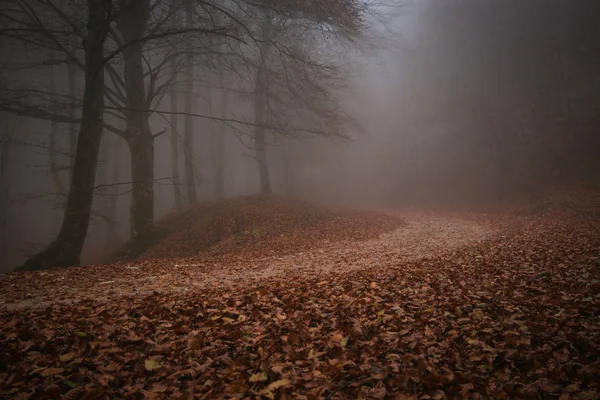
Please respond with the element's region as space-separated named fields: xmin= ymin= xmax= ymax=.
xmin=0 ymin=196 xmax=599 ymax=399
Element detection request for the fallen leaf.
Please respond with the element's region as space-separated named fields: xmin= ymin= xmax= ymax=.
xmin=41 ymin=367 xmax=64 ymax=377
xmin=145 ymin=359 xmax=161 ymax=371
xmin=249 ymin=371 xmax=268 ymax=383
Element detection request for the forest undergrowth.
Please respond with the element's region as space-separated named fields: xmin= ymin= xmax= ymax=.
xmin=0 ymin=195 xmax=599 ymax=399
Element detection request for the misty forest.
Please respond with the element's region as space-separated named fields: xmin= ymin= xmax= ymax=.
xmin=0 ymin=0 xmax=599 ymax=398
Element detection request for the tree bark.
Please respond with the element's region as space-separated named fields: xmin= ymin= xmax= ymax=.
xmin=253 ymin=116 xmax=271 ymax=195
xmin=48 ymin=64 xmax=66 ymax=222
xmin=183 ymin=80 xmax=198 ymax=204
xmin=67 ymin=60 xmax=78 ymax=181
xmin=169 ymin=71 xmax=183 ymax=210
xmin=116 ymin=0 xmax=155 ymax=245
xmin=282 ymin=139 xmax=295 ymax=197
xmin=213 ymin=87 xmax=228 ymax=199
xmin=99 ymin=133 xmax=121 ymax=248
xmin=106 ymin=133 xmax=122 ymax=247
xmin=19 ymin=0 xmax=111 ymax=271
xmin=253 ymin=20 xmax=273 ymax=195
xmin=183 ymin=0 xmax=198 ymax=205
xmin=127 ymin=132 xmax=154 ymax=245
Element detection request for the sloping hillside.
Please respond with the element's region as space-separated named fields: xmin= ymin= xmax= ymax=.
xmin=114 ymin=196 xmax=404 ymax=261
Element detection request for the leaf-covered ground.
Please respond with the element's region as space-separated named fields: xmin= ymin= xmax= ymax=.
xmin=112 ymin=196 xmax=404 ymax=262
xmin=1 ymin=203 xmax=599 ymax=399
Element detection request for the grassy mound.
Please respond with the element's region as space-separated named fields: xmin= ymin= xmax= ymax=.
xmin=114 ymin=196 xmax=403 ymax=261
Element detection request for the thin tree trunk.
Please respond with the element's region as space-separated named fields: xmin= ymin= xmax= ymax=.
xmin=213 ymin=87 xmax=228 ymax=199
xmin=99 ymin=133 xmax=120 ymax=248
xmin=106 ymin=134 xmax=122 ymax=247
xmin=253 ymin=48 xmax=272 ymax=193
xmin=67 ymin=60 xmax=78 ymax=181
xmin=117 ymin=0 xmax=155 ymax=246
xmin=48 ymin=119 xmax=65 ymax=194
xmin=62 ymin=0 xmax=78 ymax=181
xmin=253 ymin=16 xmax=273 ymax=195
xmin=48 ymin=64 xmax=66 ymax=223
xmin=183 ymin=0 xmax=198 ymax=205
xmin=283 ymin=139 xmax=295 ymax=197
xmin=127 ymin=132 xmax=154 ymax=245
xmin=169 ymin=71 xmax=183 ymax=210
xmin=19 ymin=0 xmax=111 ymax=271
xmin=183 ymin=79 xmax=197 ymax=205
xmin=253 ymin=116 xmax=271 ymax=195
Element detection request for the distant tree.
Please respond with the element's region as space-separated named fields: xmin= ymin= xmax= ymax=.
xmin=230 ymin=0 xmax=366 ymax=194
xmin=182 ymin=0 xmax=199 ymax=205
xmin=47 ymin=65 xmax=67 ymax=204
xmin=97 ymin=131 xmax=122 ymax=249
xmin=168 ymin=40 xmax=183 ymax=210
xmin=212 ymin=85 xmax=228 ymax=199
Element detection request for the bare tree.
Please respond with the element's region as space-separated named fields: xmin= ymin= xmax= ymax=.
xmin=252 ymin=12 xmax=274 ymax=194
xmin=107 ymin=132 xmax=123 ymax=246
xmin=169 ymin=56 xmax=183 ymax=210
xmin=97 ymin=131 xmax=122 ymax=249
xmin=47 ymin=65 xmax=67 ymax=202
xmin=183 ymin=0 xmax=198 ymax=205
xmin=104 ymin=0 xmax=245 ymax=247
xmin=212 ymin=86 xmax=228 ymax=198
xmin=237 ymin=1 xmax=364 ymax=194
xmin=112 ymin=0 xmax=156 ymax=246
xmin=18 ymin=0 xmax=112 ymax=270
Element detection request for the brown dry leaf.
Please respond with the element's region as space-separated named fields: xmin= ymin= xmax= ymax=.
xmin=63 ymin=387 xmax=85 ymax=400
xmin=249 ymin=371 xmax=269 ymax=383
xmin=263 ymin=379 xmax=292 ymax=398
xmin=368 ymin=387 xmax=387 ymax=399
xmin=40 ymin=367 xmax=64 ymax=377
xmin=59 ymin=352 xmax=76 ymax=362
xmin=144 ymin=359 xmax=161 ymax=371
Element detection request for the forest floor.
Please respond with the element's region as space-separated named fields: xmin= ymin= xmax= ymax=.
xmin=0 ymin=196 xmax=599 ymax=399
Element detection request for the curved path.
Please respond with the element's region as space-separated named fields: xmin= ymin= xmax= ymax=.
xmin=0 ymin=211 xmax=493 ymax=311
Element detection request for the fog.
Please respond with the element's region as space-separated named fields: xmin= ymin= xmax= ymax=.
xmin=1 ymin=0 xmax=599 ymax=271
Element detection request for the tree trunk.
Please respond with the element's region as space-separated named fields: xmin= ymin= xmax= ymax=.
xmin=98 ymin=132 xmax=109 ymax=236
xmin=48 ymin=119 xmax=65 ymax=195
xmin=19 ymin=0 xmax=111 ymax=271
xmin=253 ymin=80 xmax=271 ymax=195
xmin=183 ymin=78 xmax=198 ymax=205
xmin=99 ymin=134 xmax=121 ymax=248
xmin=106 ymin=134 xmax=122 ymax=247
xmin=183 ymin=0 xmax=198 ymax=205
xmin=253 ymin=18 xmax=273 ymax=195
xmin=254 ymin=117 xmax=271 ymax=195
xmin=116 ymin=0 xmax=155 ymax=245
xmin=169 ymin=72 xmax=183 ymax=210
xmin=213 ymin=88 xmax=228 ymax=199
xmin=127 ymin=132 xmax=154 ymax=246
xmin=48 ymin=64 xmax=66 ymax=229
xmin=283 ymin=139 xmax=295 ymax=197
xmin=67 ymin=60 xmax=78 ymax=181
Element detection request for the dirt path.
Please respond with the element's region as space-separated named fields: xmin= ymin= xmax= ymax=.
xmin=0 ymin=211 xmax=493 ymax=311
xmin=187 ymin=211 xmax=492 ymax=288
